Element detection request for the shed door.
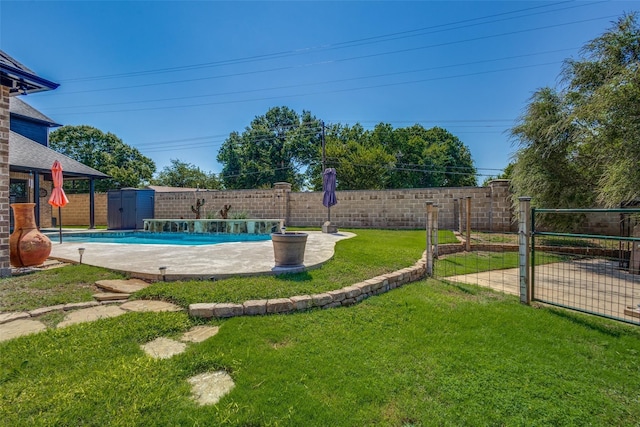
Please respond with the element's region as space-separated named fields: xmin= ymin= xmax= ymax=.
xmin=121 ymin=190 xmax=137 ymax=229
xmin=107 ymin=191 xmax=122 ymax=230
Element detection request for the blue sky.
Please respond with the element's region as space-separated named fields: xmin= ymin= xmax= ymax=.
xmin=1 ymin=1 xmax=637 ymax=182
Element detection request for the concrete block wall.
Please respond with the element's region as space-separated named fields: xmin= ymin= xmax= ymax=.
xmin=56 ymin=181 xmax=516 ymax=232
xmin=289 ymin=179 xmax=514 ymax=231
xmin=154 ymin=183 xmax=290 ymax=221
xmin=52 ymin=193 xmax=108 ymax=226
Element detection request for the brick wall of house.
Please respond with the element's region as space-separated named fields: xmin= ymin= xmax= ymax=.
xmin=10 ymin=171 xmax=54 ymax=228
xmin=0 ymin=87 xmax=11 ymax=275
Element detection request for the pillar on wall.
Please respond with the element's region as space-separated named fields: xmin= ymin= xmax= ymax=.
xmin=489 ymin=179 xmax=514 ymax=232
xmin=273 ymin=182 xmax=291 ymax=225
xmin=0 ymin=86 xmax=11 ymax=276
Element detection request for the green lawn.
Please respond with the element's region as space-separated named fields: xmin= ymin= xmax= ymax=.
xmin=0 ymin=265 xmax=125 ymax=312
xmin=1 ymin=229 xmax=639 ymax=425
xmin=1 ymin=280 xmax=639 ymax=426
xmin=135 ymin=229 xmax=458 ymax=306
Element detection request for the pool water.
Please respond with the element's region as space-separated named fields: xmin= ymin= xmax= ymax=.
xmin=50 ymin=232 xmax=272 ymax=246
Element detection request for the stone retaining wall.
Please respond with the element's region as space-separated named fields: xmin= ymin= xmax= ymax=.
xmin=189 ymin=253 xmax=427 ymax=319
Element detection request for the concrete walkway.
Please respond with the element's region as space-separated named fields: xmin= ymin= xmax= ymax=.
xmin=445 ymin=259 xmax=640 ymax=322
xmin=49 ymin=231 xmax=355 ymax=280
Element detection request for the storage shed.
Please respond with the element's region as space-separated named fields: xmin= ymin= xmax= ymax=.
xmin=107 ymin=188 xmax=155 ymax=230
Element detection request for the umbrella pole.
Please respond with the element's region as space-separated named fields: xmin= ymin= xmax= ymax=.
xmin=58 ymin=207 xmax=62 ymax=244
xmin=328 ymin=206 xmax=331 ymax=222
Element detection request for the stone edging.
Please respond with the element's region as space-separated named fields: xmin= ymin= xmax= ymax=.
xmin=189 ymin=252 xmax=427 ymax=319
xmin=0 ymin=300 xmax=118 ymax=325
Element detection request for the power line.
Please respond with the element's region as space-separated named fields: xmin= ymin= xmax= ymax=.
xmin=44 ymin=47 xmax=576 ymax=111
xmin=50 ymin=60 xmax=562 ymax=116
xmin=57 ymin=1 xmax=586 ymax=83
xmin=46 ymin=11 xmax=608 ymax=97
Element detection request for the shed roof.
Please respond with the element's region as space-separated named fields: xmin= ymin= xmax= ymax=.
xmin=10 ymin=131 xmax=109 ymax=179
xmin=9 ymin=97 xmax=60 ymax=127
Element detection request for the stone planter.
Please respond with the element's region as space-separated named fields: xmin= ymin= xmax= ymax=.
xmin=10 ymin=203 xmax=52 ymax=267
xmin=271 ymin=232 xmax=308 ymax=267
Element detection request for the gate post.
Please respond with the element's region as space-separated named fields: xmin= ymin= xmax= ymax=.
xmin=433 ymin=204 xmax=439 ymax=259
xmin=426 ymin=201 xmax=434 ymax=277
xmin=518 ymin=197 xmax=532 ymax=304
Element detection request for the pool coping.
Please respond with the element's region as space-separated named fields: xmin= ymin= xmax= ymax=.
xmin=49 ymin=231 xmax=356 ymax=281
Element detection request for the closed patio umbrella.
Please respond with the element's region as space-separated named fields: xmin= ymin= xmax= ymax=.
xmin=322 ymin=168 xmax=337 ymax=222
xmin=48 ymin=160 xmax=69 ymax=243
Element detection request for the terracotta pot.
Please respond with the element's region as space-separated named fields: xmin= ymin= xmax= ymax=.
xmin=10 ymin=203 xmax=52 ymax=267
xmin=271 ymin=232 xmax=308 ymax=267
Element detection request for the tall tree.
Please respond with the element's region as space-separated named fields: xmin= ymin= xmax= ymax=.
xmin=511 ymin=13 xmax=640 ymax=208
xmin=217 ymin=106 xmax=322 ymax=190
xmin=151 ymin=159 xmax=220 ymax=189
xmin=307 ymin=123 xmax=476 ymax=190
xmin=390 ymin=125 xmax=477 ymax=188
xmin=50 ymin=125 xmax=155 ymax=192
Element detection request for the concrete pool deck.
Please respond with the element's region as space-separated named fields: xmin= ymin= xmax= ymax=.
xmin=49 ymin=231 xmax=356 ymax=280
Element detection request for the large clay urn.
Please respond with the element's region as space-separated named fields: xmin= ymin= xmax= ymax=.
xmin=10 ymin=203 xmax=52 ymax=267
xmin=271 ymin=232 xmax=308 ymax=267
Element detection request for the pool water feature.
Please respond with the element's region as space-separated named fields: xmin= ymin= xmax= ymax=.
xmin=143 ymin=219 xmax=282 ymax=234
xmin=48 ymin=231 xmax=272 ymax=246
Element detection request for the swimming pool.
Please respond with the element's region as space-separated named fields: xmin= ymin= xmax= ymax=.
xmin=49 ymin=231 xmax=272 ymax=246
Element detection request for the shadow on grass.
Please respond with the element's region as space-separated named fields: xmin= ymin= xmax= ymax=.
xmin=274 ymin=271 xmax=313 ymax=282
xmin=546 ymin=307 xmax=640 ymax=338
xmin=447 ymin=282 xmax=479 ymax=295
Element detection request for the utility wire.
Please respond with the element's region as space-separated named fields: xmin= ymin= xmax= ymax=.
xmin=45 ymin=47 xmax=576 ymax=111
xmin=47 ymin=11 xmax=608 ymax=97
xmin=58 ymin=1 xmax=595 ymax=83
xmin=51 ymin=60 xmax=563 ymax=116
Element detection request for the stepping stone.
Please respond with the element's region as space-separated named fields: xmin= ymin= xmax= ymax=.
xmin=188 ymin=371 xmax=235 ymax=405
xmin=95 ymin=279 xmax=149 ymax=294
xmin=181 ymin=326 xmax=219 ymax=343
xmin=93 ymin=292 xmax=131 ymax=302
xmin=120 ymin=300 xmax=182 ymax=313
xmin=141 ymin=337 xmax=186 ymax=359
xmin=57 ymin=305 xmax=127 ymax=328
xmin=0 ymin=319 xmax=46 ymax=342
xmin=0 ymin=312 xmax=30 ymax=325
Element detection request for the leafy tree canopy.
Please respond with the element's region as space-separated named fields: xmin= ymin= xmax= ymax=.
xmin=216 ymin=107 xmax=476 ymax=191
xmin=50 ymin=125 xmax=155 ymax=192
xmin=307 ymin=123 xmax=477 ymax=190
xmin=217 ymin=106 xmax=322 ymax=191
xmin=510 ymin=13 xmax=640 ymax=209
xmin=151 ymin=159 xmax=220 ymax=189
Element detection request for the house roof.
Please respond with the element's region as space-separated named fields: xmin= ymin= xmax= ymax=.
xmin=9 ymin=97 xmax=61 ymax=127
xmin=0 ymin=50 xmax=59 ymax=95
xmin=9 ymin=131 xmax=109 ymax=179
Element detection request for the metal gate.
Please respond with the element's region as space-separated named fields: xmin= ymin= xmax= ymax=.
xmin=531 ymin=208 xmax=640 ymax=325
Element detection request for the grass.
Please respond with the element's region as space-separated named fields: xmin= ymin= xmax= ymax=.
xmin=0 ymin=265 xmax=125 ymax=312
xmin=1 ymin=280 xmax=639 ymax=426
xmin=435 ymin=251 xmax=567 ymax=277
xmin=134 ymin=229 xmax=459 ymax=306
